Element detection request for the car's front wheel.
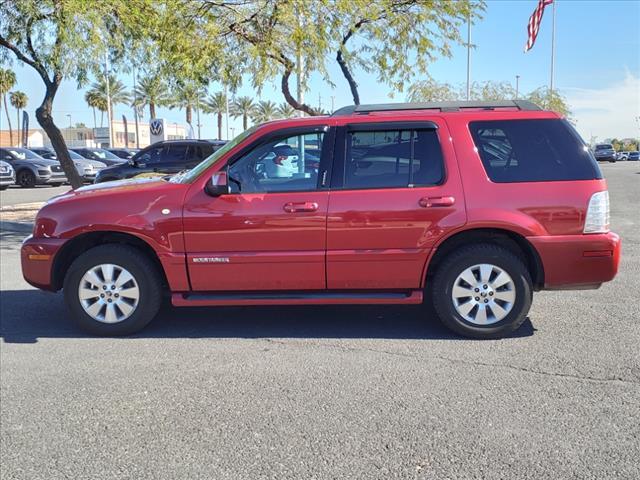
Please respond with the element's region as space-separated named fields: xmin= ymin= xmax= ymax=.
xmin=63 ymin=244 xmax=163 ymax=335
xmin=431 ymin=244 xmax=533 ymax=339
xmin=17 ymin=170 xmax=36 ymax=188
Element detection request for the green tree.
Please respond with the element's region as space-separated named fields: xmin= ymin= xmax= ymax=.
xmin=9 ymin=90 xmax=27 ymax=144
xmin=87 ymin=75 xmax=132 ymax=128
xmin=203 ymin=91 xmax=227 ymax=140
xmin=276 ymin=102 xmax=296 ymax=118
xmin=0 ymin=0 xmax=155 ymax=188
xmin=84 ymin=89 xmax=106 ymax=129
xmin=251 ymin=100 xmax=279 ymax=124
xmin=0 ymin=68 xmax=16 ymax=145
xmin=134 ymin=74 xmax=170 ymax=120
xmin=525 ymin=87 xmax=572 ymax=120
xmin=406 ymin=78 xmax=458 ymax=102
xmin=172 ymin=82 xmax=206 ymax=126
xmin=231 ymin=96 xmax=256 ymax=131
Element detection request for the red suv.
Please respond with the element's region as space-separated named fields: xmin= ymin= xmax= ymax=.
xmin=21 ymin=101 xmax=621 ymax=338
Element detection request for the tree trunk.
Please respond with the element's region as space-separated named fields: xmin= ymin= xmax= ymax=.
xmin=186 ymin=105 xmax=192 ymax=125
xmin=281 ymin=68 xmax=318 ymax=116
xmin=3 ymin=95 xmax=13 ymax=145
xmin=16 ymin=108 xmax=21 ymax=146
xmin=217 ymin=112 xmax=222 ymax=140
xmin=100 ymin=110 xmax=104 ymax=128
xmin=92 ymin=107 xmax=96 ymax=129
xmin=36 ymin=84 xmax=83 ymax=189
xmin=336 ymin=49 xmax=360 ymax=105
xmin=242 ymin=114 xmax=247 ymax=131
xmin=150 ymin=102 xmax=156 ymax=119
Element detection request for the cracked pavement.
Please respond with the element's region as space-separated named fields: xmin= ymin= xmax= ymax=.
xmin=1 ymin=162 xmax=639 ymax=479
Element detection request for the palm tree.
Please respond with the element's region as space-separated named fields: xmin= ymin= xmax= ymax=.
xmin=251 ymin=100 xmax=279 ymax=124
xmin=0 ymin=68 xmax=16 ymax=145
xmin=133 ymin=75 xmax=170 ymax=120
xmin=231 ymin=96 xmax=256 ymax=131
xmin=276 ymin=102 xmax=296 ymax=119
xmin=86 ymin=75 xmax=131 ymax=126
xmin=9 ymin=91 xmax=28 ymax=144
xmin=172 ymin=83 xmax=206 ymax=126
xmin=84 ymin=90 xmax=106 ymax=128
xmin=203 ymin=91 xmax=227 ymax=140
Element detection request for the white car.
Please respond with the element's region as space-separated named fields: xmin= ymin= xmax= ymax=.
xmin=0 ymin=160 xmax=15 ymax=190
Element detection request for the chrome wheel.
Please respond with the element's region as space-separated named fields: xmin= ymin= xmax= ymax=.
xmin=451 ymin=263 xmax=516 ymax=326
xmin=78 ymin=264 xmax=140 ymax=324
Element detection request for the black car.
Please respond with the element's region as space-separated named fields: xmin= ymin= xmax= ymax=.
xmin=107 ymin=148 xmax=139 ymax=159
xmin=94 ymin=139 xmax=226 ymax=183
xmin=593 ymin=144 xmax=617 ymax=162
xmin=70 ymin=148 xmax=127 ymax=166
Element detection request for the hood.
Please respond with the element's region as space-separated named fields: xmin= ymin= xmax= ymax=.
xmin=19 ymin=157 xmax=60 ymax=167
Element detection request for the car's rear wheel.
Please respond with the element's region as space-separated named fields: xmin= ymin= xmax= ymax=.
xmin=50 ymin=183 xmax=63 ymax=187
xmin=431 ymin=244 xmax=532 ymax=339
xmin=17 ymin=170 xmax=36 ymax=188
xmin=63 ymin=244 xmax=162 ymax=335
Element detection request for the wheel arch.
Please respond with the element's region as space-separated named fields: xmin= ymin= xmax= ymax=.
xmin=423 ymin=227 xmax=545 ymax=291
xmin=51 ymin=231 xmax=169 ymax=291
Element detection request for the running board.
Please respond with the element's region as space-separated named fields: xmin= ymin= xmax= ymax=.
xmin=172 ymin=290 xmax=423 ymax=307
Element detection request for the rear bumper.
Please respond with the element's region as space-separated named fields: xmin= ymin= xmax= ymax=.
xmin=21 ymin=235 xmax=66 ymax=291
xmin=528 ymin=232 xmax=621 ymax=289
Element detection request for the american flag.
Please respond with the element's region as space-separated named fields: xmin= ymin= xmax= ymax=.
xmin=524 ymin=0 xmax=554 ymax=52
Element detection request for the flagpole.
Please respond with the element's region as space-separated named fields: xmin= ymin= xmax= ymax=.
xmin=550 ymin=0 xmax=556 ymax=94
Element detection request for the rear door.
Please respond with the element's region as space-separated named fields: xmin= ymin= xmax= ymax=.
xmin=326 ymin=120 xmax=466 ymax=289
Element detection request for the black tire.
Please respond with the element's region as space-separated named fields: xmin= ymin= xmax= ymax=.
xmin=0 ymin=185 xmax=8 ymax=191
xmin=63 ymin=244 xmax=163 ymax=335
xmin=430 ymin=244 xmax=533 ymax=339
xmin=50 ymin=183 xmax=64 ymax=187
xmin=17 ymin=169 xmax=36 ymax=188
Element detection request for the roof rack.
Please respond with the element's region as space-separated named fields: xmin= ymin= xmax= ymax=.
xmin=332 ymin=100 xmax=541 ymax=116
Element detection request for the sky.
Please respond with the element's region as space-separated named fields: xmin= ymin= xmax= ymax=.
xmin=2 ymin=0 xmax=639 ymax=143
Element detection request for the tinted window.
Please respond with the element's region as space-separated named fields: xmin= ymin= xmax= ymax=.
xmin=469 ymin=119 xmax=602 ymax=183
xmin=160 ymin=145 xmax=188 ymax=164
xmin=137 ymin=146 xmax=162 ymax=164
xmin=595 ymin=144 xmax=613 ymax=150
xmin=188 ymin=145 xmax=212 ymax=162
xmin=228 ymin=132 xmax=323 ymax=193
xmin=344 ymin=129 xmax=443 ymax=189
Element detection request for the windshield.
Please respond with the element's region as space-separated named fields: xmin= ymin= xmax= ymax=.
xmin=87 ymin=149 xmax=120 ymax=160
xmin=595 ymin=144 xmax=613 ymax=150
xmin=8 ymin=148 xmax=41 ymax=160
xmin=171 ymin=126 xmax=258 ymax=183
xmin=68 ymin=151 xmax=84 ymax=160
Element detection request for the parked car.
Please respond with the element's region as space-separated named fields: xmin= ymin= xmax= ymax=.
xmin=627 ymin=151 xmax=639 ymax=161
xmin=70 ymin=148 xmax=127 ymax=167
xmin=616 ymin=151 xmax=629 ymax=161
xmin=593 ymin=143 xmax=617 ymax=162
xmin=21 ymin=100 xmax=620 ymax=338
xmin=0 ymin=147 xmax=67 ymax=187
xmin=0 ymin=160 xmax=15 ymax=190
xmin=107 ymin=148 xmax=139 ymax=160
xmin=94 ymin=140 xmax=226 ymax=183
xmin=30 ymin=147 xmax=107 ymax=182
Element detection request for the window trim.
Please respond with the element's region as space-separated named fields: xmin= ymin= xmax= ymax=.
xmin=331 ymin=123 xmax=446 ymax=191
xmin=224 ymin=125 xmax=334 ymax=194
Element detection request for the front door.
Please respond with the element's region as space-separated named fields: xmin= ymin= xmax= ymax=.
xmin=183 ymin=127 xmax=332 ymax=291
xmin=326 ymin=120 xmax=466 ymax=289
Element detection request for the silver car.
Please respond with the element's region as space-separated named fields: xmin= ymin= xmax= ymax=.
xmin=0 ymin=147 xmax=67 ymax=188
xmin=30 ymin=147 xmax=107 ymax=183
xmin=0 ymin=160 xmax=15 ymax=190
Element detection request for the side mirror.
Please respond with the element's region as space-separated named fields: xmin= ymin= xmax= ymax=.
xmin=204 ymin=171 xmax=230 ymax=197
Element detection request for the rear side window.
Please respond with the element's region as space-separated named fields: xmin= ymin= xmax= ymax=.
xmin=160 ymin=145 xmax=188 ymax=164
xmin=344 ymin=129 xmax=444 ymax=189
xmin=469 ymin=119 xmax=602 ymax=182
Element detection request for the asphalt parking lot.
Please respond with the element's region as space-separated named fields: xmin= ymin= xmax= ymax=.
xmin=1 ymin=162 xmax=639 ymax=479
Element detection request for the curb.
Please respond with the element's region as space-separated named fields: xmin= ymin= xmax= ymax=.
xmin=0 ymin=202 xmax=44 ymax=213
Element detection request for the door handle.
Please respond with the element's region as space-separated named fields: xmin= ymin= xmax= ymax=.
xmin=419 ymin=196 xmax=455 ymax=208
xmin=283 ymin=202 xmax=319 ymax=213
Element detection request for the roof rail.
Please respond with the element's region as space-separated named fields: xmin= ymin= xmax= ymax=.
xmin=332 ymin=100 xmax=541 ymax=116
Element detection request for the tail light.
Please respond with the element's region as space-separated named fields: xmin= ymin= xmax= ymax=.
xmin=584 ymin=191 xmax=610 ymax=234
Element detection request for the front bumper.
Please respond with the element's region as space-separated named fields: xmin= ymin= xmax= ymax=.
xmin=21 ymin=235 xmax=67 ymax=291
xmin=0 ymin=174 xmax=15 ymax=186
xmin=38 ymin=173 xmax=68 ymax=185
xmin=528 ymin=232 xmax=621 ymax=289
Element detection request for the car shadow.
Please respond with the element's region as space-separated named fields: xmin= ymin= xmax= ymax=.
xmin=0 ymin=289 xmax=535 ymax=344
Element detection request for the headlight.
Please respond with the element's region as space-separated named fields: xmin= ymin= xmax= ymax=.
xmin=0 ymin=166 xmax=8 ymax=173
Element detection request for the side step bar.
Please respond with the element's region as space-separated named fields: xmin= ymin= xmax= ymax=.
xmin=172 ymin=290 xmax=423 ymax=307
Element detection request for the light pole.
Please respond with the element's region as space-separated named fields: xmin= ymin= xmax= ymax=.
xmin=515 ymin=75 xmax=520 ymax=100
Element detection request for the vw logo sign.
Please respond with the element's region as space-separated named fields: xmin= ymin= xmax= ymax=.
xmin=150 ymin=119 xmax=163 ymax=136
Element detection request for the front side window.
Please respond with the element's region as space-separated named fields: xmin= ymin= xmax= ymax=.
xmin=470 ymin=119 xmax=603 ymax=182
xmin=160 ymin=145 xmax=188 ymax=164
xmin=344 ymin=129 xmax=444 ymax=189
xmin=228 ymin=132 xmax=324 ymax=193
